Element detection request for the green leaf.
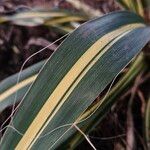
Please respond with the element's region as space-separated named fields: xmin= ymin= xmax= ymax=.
xmin=1 ymin=11 xmax=150 ymax=150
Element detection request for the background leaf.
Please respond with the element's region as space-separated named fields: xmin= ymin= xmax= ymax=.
xmin=0 ymin=8 xmax=87 ymax=27
xmin=0 ymin=60 xmax=45 ymax=112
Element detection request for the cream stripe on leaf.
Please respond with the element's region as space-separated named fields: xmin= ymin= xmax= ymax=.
xmin=1 ymin=11 xmax=149 ymax=150
xmin=0 ymin=75 xmax=37 ymax=102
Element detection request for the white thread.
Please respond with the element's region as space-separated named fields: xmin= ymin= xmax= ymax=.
xmin=0 ymin=125 xmax=23 ymax=136
xmin=73 ymin=124 xmax=97 ymax=150
xmin=89 ymin=134 xmax=126 ymax=140
xmin=48 ymin=125 xmax=73 ymax=150
xmin=11 ymin=33 xmax=70 ymax=125
xmin=0 ymin=33 xmax=70 ymax=145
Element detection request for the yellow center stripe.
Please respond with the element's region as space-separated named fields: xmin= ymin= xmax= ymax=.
xmin=15 ymin=23 xmax=144 ymax=150
xmin=0 ymin=75 xmax=37 ymax=103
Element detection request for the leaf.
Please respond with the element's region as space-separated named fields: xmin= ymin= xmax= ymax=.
xmin=145 ymin=96 xmax=150 ymax=149
xmin=1 ymin=11 xmax=150 ymax=150
xmin=66 ymin=0 xmax=103 ymax=17
xmin=116 ymin=0 xmax=132 ymax=9
xmin=0 ymin=60 xmax=45 ymax=112
xmin=0 ymin=8 xmax=86 ymax=27
xmin=143 ymin=0 xmax=150 ymax=8
xmin=116 ymin=0 xmax=144 ymax=16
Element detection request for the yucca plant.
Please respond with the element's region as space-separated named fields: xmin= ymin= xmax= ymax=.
xmin=0 ymin=0 xmax=149 ymax=149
